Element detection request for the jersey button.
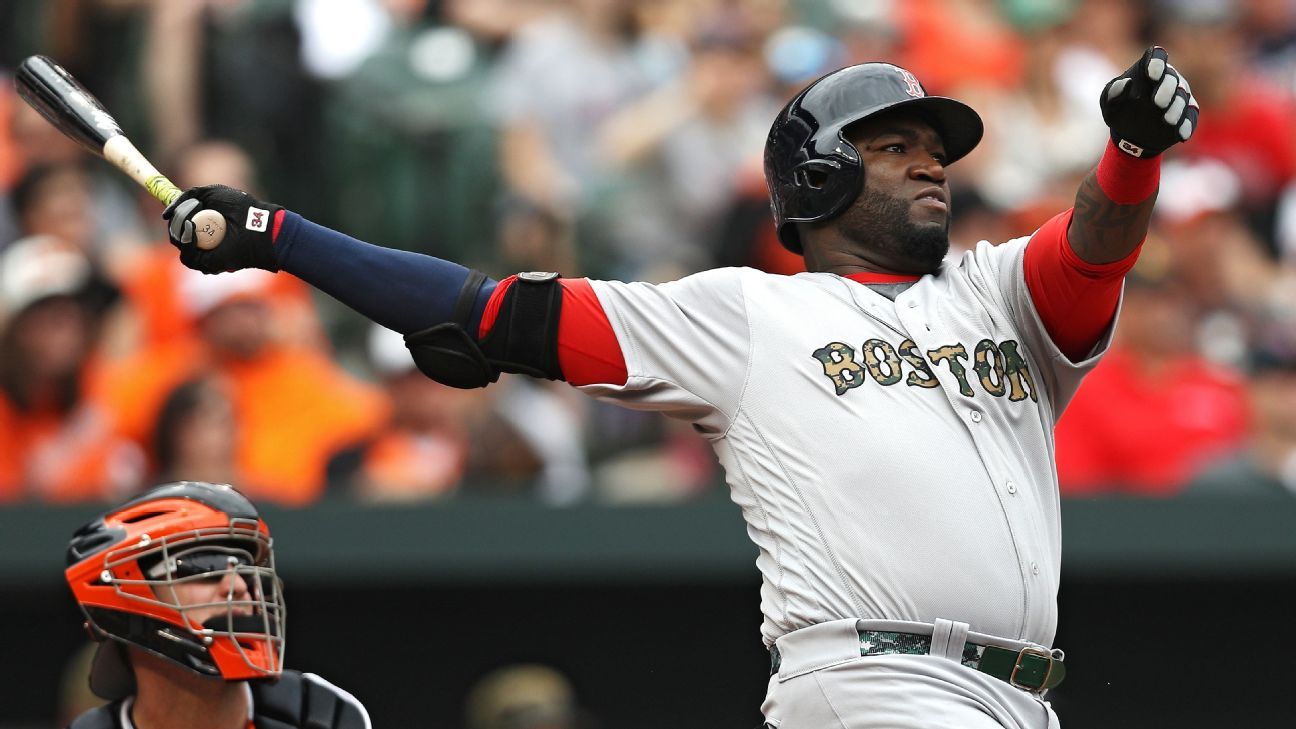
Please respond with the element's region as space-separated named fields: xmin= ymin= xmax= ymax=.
xmin=1006 ymin=481 xmax=1017 ymax=495
xmin=1031 ymin=561 xmax=1039 ymax=575
xmin=907 ymin=301 xmax=918 ymax=308
xmin=969 ymin=410 xmax=982 ymax=423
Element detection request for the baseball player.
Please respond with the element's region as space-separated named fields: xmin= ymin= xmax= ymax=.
xmin=162 ymin=47 xmax=1197 ymax=728
xmin=63 ymin=481 xmax=370 ymax=729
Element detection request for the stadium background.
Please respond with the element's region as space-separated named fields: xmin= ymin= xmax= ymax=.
xmin=1 ymin=0 xmax=1294 ymax=727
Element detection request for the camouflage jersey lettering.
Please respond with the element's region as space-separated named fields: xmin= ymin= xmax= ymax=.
xmin=812 ymin=338 xmax=1039 ymax=402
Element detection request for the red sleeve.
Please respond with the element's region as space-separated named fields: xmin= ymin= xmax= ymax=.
xmin=1022 ymin=209 xmax=1141 ymax=362
xmin=478 ymin=276 xmax=628 ymax=387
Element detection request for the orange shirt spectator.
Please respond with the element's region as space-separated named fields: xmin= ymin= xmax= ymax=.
xmin=0 ymin=395 xmax=141 ymax=503
xmin=0 ymin=237 xmax=143 ymax=502
xmin=116 ymin=241 xmax=324 ymax=353
xmin=96 ymin=269 xmax=387 ymax=506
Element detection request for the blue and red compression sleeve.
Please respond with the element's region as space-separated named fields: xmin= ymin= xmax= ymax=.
xmin=272 ymin=211 xmax=499 ymax=335
xmin=271 ymin=211 xmax=629 ymax=386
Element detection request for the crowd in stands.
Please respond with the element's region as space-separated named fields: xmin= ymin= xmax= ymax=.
xmin=0 ymin=0 xmax=1294 ymax=506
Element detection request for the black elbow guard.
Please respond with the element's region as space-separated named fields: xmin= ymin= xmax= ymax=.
xmin=404 ymin=270 xmax=565 ymax=389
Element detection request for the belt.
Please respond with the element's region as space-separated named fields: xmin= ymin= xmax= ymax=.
xmin=770 ymin=629 xmax=1066 ymax=692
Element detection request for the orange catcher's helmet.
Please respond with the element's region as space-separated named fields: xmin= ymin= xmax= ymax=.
xmin=64 ymin=482 xmax=286 ymax=699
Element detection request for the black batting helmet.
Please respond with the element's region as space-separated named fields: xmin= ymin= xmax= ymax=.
xmin=764 ymin=62 xmax=984 ymax=253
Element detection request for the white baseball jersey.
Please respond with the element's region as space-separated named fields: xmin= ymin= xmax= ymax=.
xmin=580 ymin=235 xmax=1113 ymax=649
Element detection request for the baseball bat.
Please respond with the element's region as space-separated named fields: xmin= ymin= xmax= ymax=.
xmin=14 ymin=55 xmax=226 ymax=249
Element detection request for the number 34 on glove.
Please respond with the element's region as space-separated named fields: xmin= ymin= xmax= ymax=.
xmin=1101 ymin=46 xmax=1199 ymax=158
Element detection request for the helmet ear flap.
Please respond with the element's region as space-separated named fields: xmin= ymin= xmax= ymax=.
xmin=794 ymin=159 xmax=842 ymax=191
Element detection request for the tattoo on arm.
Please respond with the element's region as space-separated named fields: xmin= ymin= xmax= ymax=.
xmin=1067 ymin=170 xmax=1157 ymax=265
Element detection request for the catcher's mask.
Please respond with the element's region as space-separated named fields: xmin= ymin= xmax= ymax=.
xmin=764 ymin=62 xmax=984 ymax=253
xmin=64 ymin=481 xmax=285 ymax=699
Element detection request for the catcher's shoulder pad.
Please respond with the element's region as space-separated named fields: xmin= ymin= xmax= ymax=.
xmin=405 ymin=270 xmax=564 ymax=389
xmin=67 ymin=702 xmax=123 ymax=729
xmin=252 ymin=670 xmax=372 ymax=729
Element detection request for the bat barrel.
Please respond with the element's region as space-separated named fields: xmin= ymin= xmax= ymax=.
xmin=15 ymin=55 xmax=122 ymax=153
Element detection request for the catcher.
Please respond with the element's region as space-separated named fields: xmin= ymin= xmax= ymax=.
xmin=63 ymin=481 xmax=370 ymax=729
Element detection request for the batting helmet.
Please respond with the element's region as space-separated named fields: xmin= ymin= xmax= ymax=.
xmin=65 ymin=482 xmax=285 ymax=699
xmin=764 ymin=63 xmax=984 ymax=253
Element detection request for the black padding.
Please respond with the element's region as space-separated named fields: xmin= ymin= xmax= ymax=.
xmin=479 ymin=272 xmax=564 ymax=381
xmin=333 ymin=696 xmax=370 ymax=729
xmin=302 ymin=675 xmax=339 ymax=729
xmin=403 ymin=268 xmax=496 ymax=389
xmin=67 ymin=702 xmax=120 ymax=729
xmin=252 ymin=670 xmax=303 ymax=728
xmin=405 ymin=322 xmax=498 ymax=389
xmin=87 ymin=608 xmax=216 ymax=676
xmin=253 ymin=670 xmax=370 ymax=729
xmin=404 ymin=271 xmax=565 ymax=389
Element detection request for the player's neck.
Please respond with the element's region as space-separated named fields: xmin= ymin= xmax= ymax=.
xmin=129 ymin=650 xmax=249 ymax=729
xmin=802 ymin=244 xmax=933 ymax=278
xmin=800 ymin=230 xmax=940 ymax=278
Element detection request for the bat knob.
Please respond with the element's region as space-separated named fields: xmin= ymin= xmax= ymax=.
xmin=192 ymin=210 xmax=227 ymax=250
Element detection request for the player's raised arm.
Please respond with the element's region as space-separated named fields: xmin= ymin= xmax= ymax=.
xmin=161 ymin=186 xmax=627 ymax=389
xmin=1066 ymin=46 xmax=1199 ymax=264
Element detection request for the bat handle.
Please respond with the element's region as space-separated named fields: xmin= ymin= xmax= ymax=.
xmin=102 ymin=135 xmax=226 ymax=249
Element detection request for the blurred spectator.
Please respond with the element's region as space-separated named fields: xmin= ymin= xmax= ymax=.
xmin=316 ymin=0 xmax=506 ymax=261
xmin=1060 ymin=0 xmax=1145 ymax=78
xmin=1152 ymin=162 xmax=1281 ymax=327
xmin=971 ymin=20 xmax=1108 ymax=217
xmin=96 ymin=268 xmax=387 ymax=506
xmin=495 ymin=199 xmax=583 ymax=276
xmin=4 ymin=102 xmax=149 ymax=265
xmin=465 ymin=663 xmax=587 ymax=729
xmin=11 ymin=162 xmax=96 ymax=258
xmin=0 ymin=236 xmax=143 ymax=502
xmin=1055 ymin=259 xmax=1250 ymax=496
xmin=150 ymin=376 xmax=242 ymax=486
xmin=1188 ymin=334 xmax=1296 ymax=496
xmin=893 ymin=0 xmax=1025 ymax=94
xmin=1159 ymin=0 xmax=1296 ymax=250
xmin=330 ymin=322 xmax=471 ymax=502
xmin=1238 ymin=0 xmax=1296 ymax=95
xmin=595 ymin=24 xmax=778 ymax=279
xmin=332 ymin=324 xmax=592 ymax=504
xmin=490 ymin=0 xmax=681 ymax=253
xmin=140 ymin=0 xmax=326 ymax=218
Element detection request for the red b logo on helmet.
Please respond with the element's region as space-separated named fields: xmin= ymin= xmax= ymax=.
xmin=899 ymin=69 xmax=924 ymax=98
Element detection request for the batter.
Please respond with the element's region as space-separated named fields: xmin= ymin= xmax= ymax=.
xmin=160 ymin=48 xmax=1198 ymax=728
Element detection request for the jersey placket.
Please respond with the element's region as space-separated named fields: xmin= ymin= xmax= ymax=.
xmin=892 ymin=286 xmax=1040 ymax=640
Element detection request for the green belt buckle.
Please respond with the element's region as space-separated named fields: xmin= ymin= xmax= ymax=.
xmin=979 ymin=646 xmax=1065 ymax=690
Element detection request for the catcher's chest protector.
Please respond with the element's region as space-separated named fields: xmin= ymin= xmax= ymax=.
xmin=66 ymin=670 xmax=369 ymax=729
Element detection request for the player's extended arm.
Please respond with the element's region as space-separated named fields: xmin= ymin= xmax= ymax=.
xmin=1023 ymin=47 xmax=1198 ymax=361
xmin=162 ymin=186 xmax=627 ymax=388
xmin=1066 ymin=46 xmax=1198 ymax=264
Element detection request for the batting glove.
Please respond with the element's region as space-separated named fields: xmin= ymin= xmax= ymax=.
xmin=1100 ymin=46 xmax=1199 ymax=158
xmin=162 ymin=184 xmax=283 ymax=273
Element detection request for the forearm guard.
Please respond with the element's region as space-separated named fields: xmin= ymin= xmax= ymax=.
xmin=404 ymin=270 xmax=564 ymax=389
